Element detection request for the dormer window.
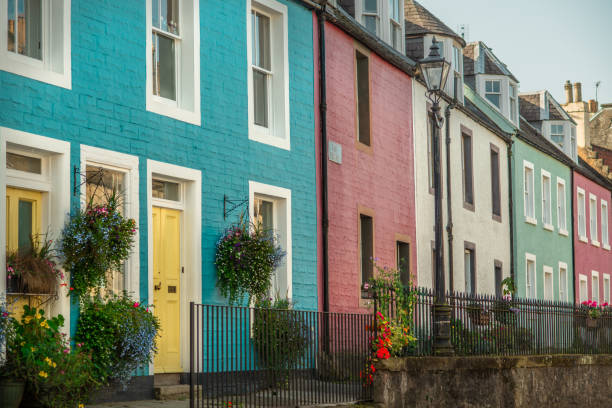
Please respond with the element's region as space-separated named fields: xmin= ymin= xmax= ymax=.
xmin=362 ymin=0 xmax=379 ymax=35
xmin=485 ymin=80 xmax=501 ymax=108
xmin=389 ymin=0 xmax=402 ymax=50
xmin=510 ymin=84 xmax=518 ymax=122
xmin=570 ymin=127 xmax=577 ymax=159
xmin=551 ymin=124 xmax=564 ymax=147
xmin=452 ymin=45 xmax=463 ymax=100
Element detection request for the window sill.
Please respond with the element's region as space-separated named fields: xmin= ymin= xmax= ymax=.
xmin=525 ymin=216 xmax=537 ymax=226
xmin=0 ymin=53 xmax=71 ymax=89
xmin=355 ymin=140 xmax=373 ymax=155
xmin=579 ymin=236 xmax=588 ymax=243
xmin=146 ymin=97 xmax=201 ymax=126
xmin=591 ymin=240 xmax=601 ymax=248
xmin=543 ymin=224 xmax=554 ymax=232
xmin=558 ymin=229 xmax=569 ymax=237
xmin=603 ymin=244 xmax=611 ymax=251
xmin=463 ymin=201 xmax=475 ymax=212
xmin=249 ymin=126 xmax=291 ymax=151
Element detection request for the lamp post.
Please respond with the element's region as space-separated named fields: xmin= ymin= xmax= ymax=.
xmin=418 ymin=37 xmax=453 ymax=356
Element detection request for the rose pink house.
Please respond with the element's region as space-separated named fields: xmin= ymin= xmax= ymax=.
xmin=315 ymin=6 xmax=417 ymax=314
xmin=573 ymin=163 xmax=612 ymax=305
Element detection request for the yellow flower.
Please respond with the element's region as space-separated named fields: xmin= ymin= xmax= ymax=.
xmin=20 ymin=341 xmax=25 ymax=346
xmin=35 ymin=312 xmax=42 ymax=319
xmin=45 ymin=357 xmax=54 ymax=366
xmin=40 ymin=321 xmax=50 ymax=328
xmin=52 ymin=362 xmax=57 ymax=368
xmin=24 ymin=316 xmax=33 ymax=324
xmin=79 ymin=404 xmax=84 ymax=408
xmin=39 ymin=371 xmax=48 ymax=378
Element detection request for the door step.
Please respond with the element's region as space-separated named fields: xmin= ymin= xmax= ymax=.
xmin=154 ymin=373 xmax=181 ymax=386
xmin=154 ymin=384 xmax=190 ymax=400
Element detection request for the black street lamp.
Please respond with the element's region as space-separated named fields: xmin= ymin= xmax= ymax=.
xmin=418 ymin=37 xmax=453 ymax=356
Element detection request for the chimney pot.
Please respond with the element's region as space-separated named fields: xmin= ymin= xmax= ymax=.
xmin=573 ymin=82 xmax=582 ymax=103
xmin=564 ymin=80 xmax=573 ymax=104
xmin=588 ymin=99 xmax=598 ymax=113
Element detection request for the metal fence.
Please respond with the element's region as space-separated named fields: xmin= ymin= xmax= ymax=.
xmin=375 ymin=286 xmax=612 ymax=356
xmin=189 ymin=303 xmax=374 ymax=408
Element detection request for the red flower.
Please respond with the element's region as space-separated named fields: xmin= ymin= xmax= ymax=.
xmin=376 ymin=347 xmax=390 ymax=359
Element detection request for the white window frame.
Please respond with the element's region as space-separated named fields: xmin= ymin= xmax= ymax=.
xmin=589 ymin=193 xmax=599 ymax=247
xmin=509 ymin=83 xmax=518 ymax=123
xmin=387 ymin=0 xmax=404 ymax=52
xmin=247 ymin=0 xmax=290 ymax=150
xmin=579 ymin=274 xmax=588 ymax=303
xmin=523 ymin=161 xmax=536 ymax=225
xmin=604 ymin=273 xmax=610 ymax=304
xmin=592 ymin=271 xmax=600 ymax=304
xmin=541 ymin=170 xmax=553 ymax=231
xmin=146 ymin=159 xmax=201 ymax=373
xmin=556 ymin=177 xmax=568 ymax=236
xmin=577 ymin=187 xmax=587 ymax=242
xmin=80 ymin=145 xmax=140 ymax=300
xmin=525 ymin=253 xmax=537 ymax=299
xmin=558 ymin=262 xmax=568 ymax=302
xmin=543 ymin=265 xmax=553 ymax=301
xmin=550 ymin=123 xmax=565 ymax=147
xmin=0 ymin=0 xmax=71 ymax=88
xmin=602 ymin=200 xmax=610 ymax=250
xmin=1 ymin=127 xmax=71 ymax=326
xmin=570 ymin=125 xmax=577 ymax=161
xmin=484 ymin=79 xmax=502 ymax=109
xmin=146 ymin=0 xmax=201 ymax=125
xmin=248 ymin=181 xmax=292 ymax=299
xmin=357 ymin=0 xmax=380 ymax=36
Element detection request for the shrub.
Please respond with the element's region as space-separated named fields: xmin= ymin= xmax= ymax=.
xmin=60 ymin=194 xmax=136 ymax=298
xmin=75 ymin=294 xmax=160 ymax=387
xmin=215 ymin=219 xmax=285 ymax=305
xmin=0 ymin=299 xmax=9 ymax=348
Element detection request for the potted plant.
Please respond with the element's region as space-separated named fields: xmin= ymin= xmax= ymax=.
xmin=581 ymin=300 xmax=601 ymax=328
xmin=5 ymin=236 xmax=63 ymax=295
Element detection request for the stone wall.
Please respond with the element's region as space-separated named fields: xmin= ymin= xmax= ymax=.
xmin=374 ymin=355 xmax=612 ymax=407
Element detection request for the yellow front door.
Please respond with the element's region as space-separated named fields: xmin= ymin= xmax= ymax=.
xmin=152 ymin=207 xmax=182 ymax=373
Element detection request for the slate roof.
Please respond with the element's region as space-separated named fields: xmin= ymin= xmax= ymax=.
xmin=463 ymin=42 xmax=519 ymax=83
xmin=519 ymin=93 xmax=541 ymax=122
xmin=404 ymin=0 xmax=466 ymax=46
xmin=517 ymin=117 xmax=575 ymax=169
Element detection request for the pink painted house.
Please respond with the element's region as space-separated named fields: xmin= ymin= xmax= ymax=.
xmin=315 ymin=4 xmax=417 ymax=314
xmin=573 ymin=163 xmax=612 ymax=305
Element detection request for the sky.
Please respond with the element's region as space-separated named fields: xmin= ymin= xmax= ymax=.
xmin=417 ymin=0 xmax=612 ymax=104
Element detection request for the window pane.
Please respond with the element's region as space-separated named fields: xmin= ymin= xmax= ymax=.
xmin=495 ymin=265 xmax=502 ymax=297
xmin=464 ymin=249 xmax=474 ymax=294
xmin=86 ymin=165 xmax=126 ymax=214
xmin=18 ymin=199 xmax=33 ymax=251
xmin=363 ymin=15 xmax=377 ymax=33
xmin=253 ymin=69 xmax=269 ymax=128
xmin=252 ymin=12 xmax=271 ymax=71
xmin=7 ymin=0 xmax=16 ymax=52
xmin=356 ymin=51 xmax=370 ymax=145
xmin=462 ymin=134 xmax=473 ymax=205
xmin=160 ymin=0 xmax=179 ymax=35
xmin=152 ymin=179 xmax=180 ymax=201
xmin=486 ymin=93 xmax=500 ymax=108
xmin=254 ymin=198 xmax=274 ymax=236
xmin=152 ymin=0 xmax=160 ymax=29
xmin=364 ymin=0 xmax=378 ymax=12
xmin=6 ymin=152 xmax=41 ymax=174
xmin=491 ymin=149 xmax=500 ymax=216
xmin=152 ymin=33 xmax=176 ymax=101
xmin=11 ymin=0 xmax=42 ymax=60
xmin=397 ymin=242 xmax=410 ymax=286
xmin=360 ymin=215 xmax=373 ymax=285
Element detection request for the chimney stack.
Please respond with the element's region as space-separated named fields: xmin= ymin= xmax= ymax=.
xmin=573 ymin=82 xmax=582 ymax=102
xmin=588 ymin=99 xmax=598 ymax=113
xmin=565 ymin=80 xmax=573 ymax=104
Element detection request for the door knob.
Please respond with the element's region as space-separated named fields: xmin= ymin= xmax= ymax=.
xmin=154 ymin=282 xmax=162 ymax=291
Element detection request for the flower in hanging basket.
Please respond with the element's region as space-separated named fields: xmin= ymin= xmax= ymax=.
xmin=5 ymin=234 xmax=62 ymax=294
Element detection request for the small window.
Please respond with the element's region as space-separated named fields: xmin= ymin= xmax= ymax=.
xmin=388 ymin=0 xmax=402 ymax=51
xmin=579 ymin=275 xmax=588 ymax=303
xmin=464 ymin=244 xmax=475 ymax=295
xmin=543 ymin=266 xmax=553 ymax=301
xmin=494 ymin=261 xmax=502 ymax=298
xmin=490 ymin=146 xmax=501 ymax=220
xmin=252 ymin=10 xmax=271 ymax=128
xmin=551 ymin=124 xmax=564 ymax=147
xmin=152 ymin=179 xmax=180 ymax=201
xmin=526 ymin=255 xmax=536 ymax=299
xmin=509 ymin=84 xmax=517 ymax=122
xmin=541 ymin=171 xmax=552 ymax=228
xmin=557 ymin=179 xmax=567 ymax=232
xmin=602 ymin=201 xmax=609 ymax=248
xmin=559 ymin=264 xmax=567 ymax=302
xmin=592 ymin=272 xmax=600 ymax=304
xmin=151 ymin=0 xmax=179 ymax=101
xmin=396 ymin=241 xmax=410 ymax=286
xmin=524 ymin=163 xmax=535 ymax=221
xmin=462 ymin=132 xmax=474 ymax=209
xmin=360 ymin=214 xmax=374 ymax=290
xmin=485 ymin=80 xmax=501 ymax=108
xmin=362 ymin=0 xmax=379 ymax=34
xmin=7 ymin=0 xmax=42 ymax=60
xmin=590 ymin=194 xmax=598 ymax=244
xmin=604 ymin=274 xmax=610 ymax=304
xmin=356 ymin=50 xmax=371 ymax=146
xmin=6 ymin=151 xmax=41 ymax=174
xmin=253 ymin=197 xmax=274 ymax=237
xmin=578 ymin=189 xmax=586 ymax=239
xmin=570 ymin=127 xmax=577 ymax=160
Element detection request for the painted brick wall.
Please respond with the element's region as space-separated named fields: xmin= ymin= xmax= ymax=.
xmin=573 ymin=171 xmax=612 ymax=303
xmin=0 ymin=0 xmax=318 ymax=337
xmin=322 ymin=23 xmax=416 ymax=313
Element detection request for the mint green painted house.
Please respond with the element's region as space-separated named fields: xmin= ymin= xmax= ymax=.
xmin=512 ymin=119 xmax=574 ymax=301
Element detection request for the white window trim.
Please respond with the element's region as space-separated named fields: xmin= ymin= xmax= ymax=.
xmin=145 ymin=0 xmax=201 ymax=126
xmin=1 ymin=127 xmax=71 ymax=327
xmin=248 ymin=180 xmax=292 ymax=299
xmin=80 ymin=145 xmax=140 ymax=300
xmin=589 ymin=193 xmax=600 ymax=247
xmin=579 ymin=274 xmax=588 ymax=303
xmin=247 ymin=0 xmax=290 ymax=150
xmin=558 ymin=261 xmax=568 ymax=302
xmin=577 ymin=187 xmax=587 ymax=242
xmin=592 ymin=270 xmax=600 ymax=304
xmin=602 ymin=200 xmax=610 ymax=250
xmin=0 ymin=0 xmax=71 ymax=89
xmin=525 ymin=252 xmax=537 ymax=298
xmin=543 ymin=265 xmax=554 ymax=301
xmin=556 ymin=177 xmax=568 ymax=236
xmin=523 ymin=160 xmax=536 ymax=225
xmin=355 ymin=0 xmax=405 ymax=52
xmin=541 ymin=169 xmax=553 ymax=231
xmin=146 ymin=159 xmax=201 ymax=373
xmin=604 ymin=273 xmax=611 ymax=304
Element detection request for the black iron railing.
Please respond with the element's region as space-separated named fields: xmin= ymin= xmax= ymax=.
xmin=190 ymin=303 xmax=374 ymax=408
xmin=374 ymin=286 xmax=612 ymax=356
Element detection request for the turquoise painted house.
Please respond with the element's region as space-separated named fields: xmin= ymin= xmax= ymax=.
xmin=0 ymin=0 xmax=317 ymax=395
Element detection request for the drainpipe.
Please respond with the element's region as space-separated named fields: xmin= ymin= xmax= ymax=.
xmin=507 ymin=136 xmax=515 ymax=287
xmin=571 ymin=170 xmax=576 ymax=303
xmin=444 ymin=102 xmax=456 ymax=293
xmin=317 ymin=2 xmax=330 ymax=314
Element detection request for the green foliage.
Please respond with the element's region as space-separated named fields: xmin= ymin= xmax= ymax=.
xmin=252 ymin=298 xmax=308 ymax=387
xmin=450 ymin=318 xmax=534 ymax=355
xmin=500 ymin=277 xmax=516 ymax=297
xmin=215 ymin=217 xmax=285 ymax=305
xmin=60 ymin=194 xmax=136 ymax=298
xmin=6 ymin=234 xmax=63 ymax=294
xmin=2 ymin=305 xmax=99 ymax=408
xmin=75 ymin=294 xmax=160 ymax=387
